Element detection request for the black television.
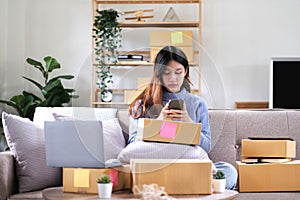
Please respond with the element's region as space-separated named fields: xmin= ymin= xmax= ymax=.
xmin=269 ymin=57 xmax=300 ymax=109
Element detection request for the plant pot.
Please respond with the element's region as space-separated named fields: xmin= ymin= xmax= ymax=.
xmin=97 ymin=182 xmax=113 ymax=198
xmin=213 ymin=179 xmax=226 ymax=193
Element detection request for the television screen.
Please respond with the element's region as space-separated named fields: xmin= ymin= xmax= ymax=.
xmin=269 ymin=57 xmax=300 ymax=109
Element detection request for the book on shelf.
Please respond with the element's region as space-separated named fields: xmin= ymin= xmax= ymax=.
xmin=241 ymin=158 xmax=292 ymax=164
xmin=118 ymin=54 xmax=143 ymax=61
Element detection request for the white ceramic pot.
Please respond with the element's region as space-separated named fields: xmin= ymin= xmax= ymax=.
xmin=213 ymin=179 xmax=226 ymax=193
xmin=97 ymin=182 xmax=113 ymax=198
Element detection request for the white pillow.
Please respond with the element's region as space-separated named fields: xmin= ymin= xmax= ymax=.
xmin=33 ymin=107 xmax=117 ymax=128
xmin=102 ymin=118 xmax=126 ymax=160
xmin=2 ymin=112 xmax=61 ymax=193
xmin=118 ymin=141 xmax=210 ymax=161
xmin=52 ymin=114 xmax=126 ymax=160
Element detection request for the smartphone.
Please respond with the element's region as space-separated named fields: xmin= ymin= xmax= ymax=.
xmin=169 ymin=99 xmax=184 ymax=110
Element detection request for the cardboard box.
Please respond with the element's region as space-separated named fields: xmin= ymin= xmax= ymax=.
xmin=131 ymin=159 xmax=212 ymax=194
xmin=150 ymin=46 xmax=194 ymax=63
xmin=150 ymin=31 xmax=193 ymax=46
xmin=237 ymin=161 xmax=300 ymax=192
xmin=241 ymin=138 xmax=296 ymax=158
xmin=150 ymin=30 xmax=194 ymax=62
xmin=63 ymin=165 xmax=131 ymax=194
xmin=137 ymin=118 xmax=201 ymax=145
xmin=124 ymin=90 xmax=143 ymax=104
xmin=137 ymin=77 xmax=150 ymax=89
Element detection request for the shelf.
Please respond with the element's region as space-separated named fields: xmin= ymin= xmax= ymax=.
xmin=93 ymin=62 xmax=198 ymax=67
xmin=92 ymin=101 xmax=130 ymax=109
xmin=91 ymin=0 xmax=202 ymax=107
xmin=119 ymin=22 xmax=200 ymax=28
xmin=95 ymin=0 xmax=199 ymax=4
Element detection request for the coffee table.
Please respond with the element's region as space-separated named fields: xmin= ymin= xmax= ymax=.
xmin=42 ymin=187 xmax=238 ymax=200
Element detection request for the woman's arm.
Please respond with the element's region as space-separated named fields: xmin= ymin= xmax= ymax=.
xmin=128 ymin=116 xmax=138 ymax=144
xmin=197 ymin=101 xmax=211 ymax=153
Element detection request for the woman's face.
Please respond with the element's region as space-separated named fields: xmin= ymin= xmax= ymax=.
xmin=161 ymin=60 xmax=187 ymax=93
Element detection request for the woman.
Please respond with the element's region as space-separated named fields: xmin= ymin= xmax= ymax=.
xmin=128 ymin=45 xmax=237 ymax=190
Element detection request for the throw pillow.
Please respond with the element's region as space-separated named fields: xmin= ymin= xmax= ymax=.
xmin=52 ymin=114 xmax=126 ymax=160
xmin=2 ymin=112 xmax=61 ymax=193
xmin=33 ymin=107 xmax=118 ymax=128
xmin=102 ymin=118 xmax=126 ymax=160
xmin=117 ymin=141 xmax=217 ymax=172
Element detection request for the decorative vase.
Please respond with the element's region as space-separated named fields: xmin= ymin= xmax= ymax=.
xmin=213 ymin=179 xmax=226 ymax=193
xmin=97 ymin=182 xmax=113 ymax=198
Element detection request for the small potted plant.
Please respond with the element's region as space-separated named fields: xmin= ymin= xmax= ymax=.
xmin=213 ymin=170 xmax=226 ymax=193
xmin=97 ymin=174 xmax=113 ymax=198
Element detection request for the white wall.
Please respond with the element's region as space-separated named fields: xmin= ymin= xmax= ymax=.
xmin=1 ymin=0 xmax=300 ymax=109
xmin=202 ymin=0 xmax=300 ymax=108
xmin=0 ymin=0 xmax=92 ymax=109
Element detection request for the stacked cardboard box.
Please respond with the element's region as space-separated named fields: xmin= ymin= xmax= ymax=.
xmin=124 ymin=78 xmax=150 ymax=104
xmin=150 ymin=30 xmax=194 ymax=63
xmin=237 ymin=137 xmax=300 ymax=192
xmin=137 ymin=118 xmax=201 ymax=145
xmin=62 ymin=165 xmax=131 ymax=194
xmin=131 ymin=159 xmax=213 ymax=194
xmin=132 ymin=119 xmax=212 ymax=194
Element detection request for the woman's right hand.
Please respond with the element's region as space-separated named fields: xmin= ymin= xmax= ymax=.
xmin=157 ymin=102 xmax=171 ymax=120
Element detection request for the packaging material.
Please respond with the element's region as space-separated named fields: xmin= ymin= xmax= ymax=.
xmin=237 ymin=161 xmax=300 ymax=192
xmin=150 ymin=30 xmax=194 ymax=62
xmin=123 ymin=78 xmax=150 ymax=104
xmin=241 ymin=138 xmax=296 ymax=158
xmin=137 ymin=78 xmax=150 ymax=89
xmin=63 ymin=165 xmax=131 ymax=194
xmin=124 ymin=90 xmax=143 ymax=104
xmin=131 ymin=159 xmax=212 ymax=194
xmin=150 ymin=46 xmax=194 ymax=62
xmin=137 ymin=118 xmax=201 ymax=145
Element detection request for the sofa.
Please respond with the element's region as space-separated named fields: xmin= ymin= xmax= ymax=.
xmin=1 ymin=107 xmax=300 ymax=200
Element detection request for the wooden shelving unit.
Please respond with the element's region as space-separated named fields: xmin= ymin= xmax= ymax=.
xmin=91 ymin=0 xmax=202 ymax=107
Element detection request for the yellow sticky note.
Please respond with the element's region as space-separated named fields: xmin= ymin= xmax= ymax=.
xmin=74 ymin=169 xmax=90 ymax=188
xmin=171 ymin=32 xmax=183 ymax=44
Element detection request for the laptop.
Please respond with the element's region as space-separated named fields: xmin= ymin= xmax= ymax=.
xmin=45 ymin=120 xmax=119 ymax=168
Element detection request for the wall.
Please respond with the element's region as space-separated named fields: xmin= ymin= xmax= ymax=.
xmin=1 ymin=0 xmax=300 ymax=109
xmin=202 ymin=0 xmax=300 ymax=108
xmin=0 ymin=0 xmax=92 ymax=110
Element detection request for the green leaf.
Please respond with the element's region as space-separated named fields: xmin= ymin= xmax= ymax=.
xmin=0 ymin=100 xmax=17 ymax=108
xmin=26 ymin=57 xmax=46 ymax=76
xmin=41 ymin=79 xmax=62 ymax=96
xmin=23 ymin=76 xmax=43 ymax=90
xmin=44 ymin=56 xmax=61 ymax=73
xmin=47 ymin=75 xmax=74 ymax=84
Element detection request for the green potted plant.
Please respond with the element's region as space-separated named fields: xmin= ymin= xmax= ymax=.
xmin=97 ymin=174 xmax=113 ymax=198
xmin=0 ymin=56 xmax=76 ymax=120
xmin=92 ymin=8 xmax=122 ymax=102
xmin=213 ymin=170 xmax=226 ymax=193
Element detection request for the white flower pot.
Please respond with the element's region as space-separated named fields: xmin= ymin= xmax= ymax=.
xmin=97 ymin=182 xmax=113 ymax=198
xmin=213 ymin=179 xmax=226 ymax=193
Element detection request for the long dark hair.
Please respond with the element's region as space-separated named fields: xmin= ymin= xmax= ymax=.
xmin=129 ymin=46 xmax=192 ymax=118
